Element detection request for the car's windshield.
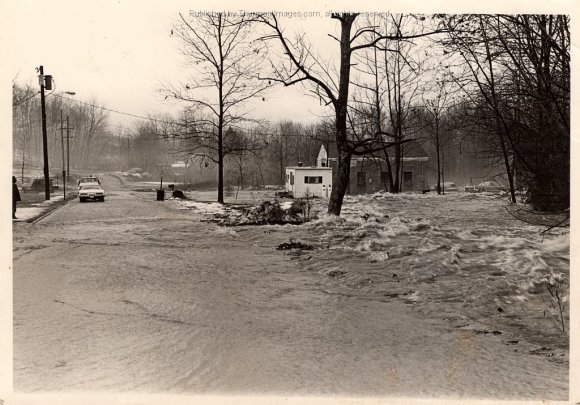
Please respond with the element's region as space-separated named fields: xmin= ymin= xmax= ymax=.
xmin=80 ymin=178 xmax=98 ymax=183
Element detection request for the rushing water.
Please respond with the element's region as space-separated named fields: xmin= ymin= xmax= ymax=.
xmin=13 ymin=181 xmax=569 ymax=398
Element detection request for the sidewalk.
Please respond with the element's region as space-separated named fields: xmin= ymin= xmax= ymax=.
xmin=13 ymin=193 xmax=75 ymax=223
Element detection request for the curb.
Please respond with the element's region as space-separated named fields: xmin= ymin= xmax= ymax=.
xmin=28 ymin=193 xmax=78 ymax=224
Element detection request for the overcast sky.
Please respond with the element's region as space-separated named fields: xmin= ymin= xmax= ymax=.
xmin=5 ymin=1 xmax=338 ymax=129
xmin=3 ymin=0 xmax=576 ymax=131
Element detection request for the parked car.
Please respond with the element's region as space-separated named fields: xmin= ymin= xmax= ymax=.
xmin=78 ymin=176 xmax=100 ymax=190
xmin=78 ymin=183 xmax=105 ymax=202
xmin=476 ymin=181 xmax=506 ymax=192
xmin=430 ymin=182 xmax=459 ymax=192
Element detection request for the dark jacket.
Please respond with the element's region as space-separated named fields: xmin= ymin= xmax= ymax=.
xmin=13 ymin=183 xmax=21 ymax=202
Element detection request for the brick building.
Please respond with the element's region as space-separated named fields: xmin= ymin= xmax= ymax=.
xmin=318 ymin=140 xmax=429 ymax=194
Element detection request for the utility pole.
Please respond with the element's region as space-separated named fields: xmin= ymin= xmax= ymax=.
xmin=60 ymin=110 xmax=66 ymax=199
xmin=67 ymin=116 xmax=71 ymax=182
xmin=39 ymin=65 xmax=50 ymax=200
xmin=65 ymin=116 xmax=74 ymax=182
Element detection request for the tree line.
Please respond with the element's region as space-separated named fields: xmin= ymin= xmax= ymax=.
xmin=159 ymin=12 xmax=568 ymax=214
xmin=12 ymin=84 xmax=118 ymax=179
xmin=13 ymin=13 xmax=569 ymax=215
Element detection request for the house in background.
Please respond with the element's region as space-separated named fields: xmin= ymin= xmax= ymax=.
xmin=285 ymin=163 xmax=333 ymax=198
xmin=319 ymin=140 xmax=430 ymax=194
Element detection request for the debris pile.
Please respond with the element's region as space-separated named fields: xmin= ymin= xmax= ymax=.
xmin=172 ymin=190 xmax=188 ymax=199
xmin=220 ymin=200 xmax=309 ymax=226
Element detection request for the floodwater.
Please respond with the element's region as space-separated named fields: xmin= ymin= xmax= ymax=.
xmin=12 ymin=177 xmax=569 ymax=399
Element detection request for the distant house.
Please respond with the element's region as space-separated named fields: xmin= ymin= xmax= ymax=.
xmin=166 ymin=159 xmax=192 ymax=183
xmin=285 ymin=164 xmax=333 ymax=198
xmin=170 ymin=160 xmax=188 ymax=169
xmin=319 ymin=140 xmax=429 ymax=194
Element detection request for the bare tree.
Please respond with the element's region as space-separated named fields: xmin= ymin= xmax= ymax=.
xmin=443 ymin=14 xmax=570 ymax=209
xmin=420 ymin=76 xmax=459 ymax=194
xmin=269 ymin=121 xmax=297 ymax=184
xmin=164 ymin=13 xmax=269 ymax=203
xmin=259 ymin=13 xmax=444 ymax=215
xmin=12 ymin=82 xmax=40 ymax=180
xmin=225 ymin=127 xmax=260 ymax=192
xmin=351 ymin=14 xmax=428 ymax=193
xmin=85 ymin=100 xmax=109 ymax=168
xmin=129 ymin=121 xmax=163 ymax=171
xmin=12 ymin=84 xmax=118 ymax=174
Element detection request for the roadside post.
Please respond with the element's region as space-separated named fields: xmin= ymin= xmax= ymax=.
xmin=157 ymin=172 xmax=165 ymax=201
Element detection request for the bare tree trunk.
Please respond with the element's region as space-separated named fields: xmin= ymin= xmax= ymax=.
xmin=217 ymin=16 xmax=225 ymax=204
xmin=436 ymin=141 xmax=442 ymax=194
xmin=382 ymin=148 xmax=394 ymax=191
xmin=254 ymin=155 xmax=266 ymax=188
xmin=481 ymin=20 xmax=517 ymax=204
xmin=279 ymin=139 xmax=285 ymax=185
xmin=393 ymin=143 xmax=401 ymax=192
xmin=218 ymin=129 xmax=224 ymax=203
xmin=328 ymin=147 xmax=352 ymax=215
xmin=21 ymin=133 xmax=26 ymax=183
xmin=327 ymin=15 xmax=356 ymax=215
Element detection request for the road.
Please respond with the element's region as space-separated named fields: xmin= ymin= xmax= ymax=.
xmin=12 ymin=174 xmax=568 ymax=398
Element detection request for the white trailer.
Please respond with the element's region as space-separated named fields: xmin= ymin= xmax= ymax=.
xmin=285 ymin=166 xmax=333 ymax=198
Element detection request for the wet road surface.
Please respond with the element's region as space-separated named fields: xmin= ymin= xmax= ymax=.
xmin=12 ymin=174 xmax=568 ymax=398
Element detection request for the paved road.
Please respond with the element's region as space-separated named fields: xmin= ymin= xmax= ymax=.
xmin=12 ymin=174 xmax=568 ymax=398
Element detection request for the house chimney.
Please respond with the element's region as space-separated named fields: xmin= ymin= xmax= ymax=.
xmin=298 ymin=161 xmax=303 ymax=167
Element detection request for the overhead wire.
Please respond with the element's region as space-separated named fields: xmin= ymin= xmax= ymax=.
xmin=52 ymin=93 xmax=177 ymax=125
xmin=14 ymin=89 xmax=177 ymax=125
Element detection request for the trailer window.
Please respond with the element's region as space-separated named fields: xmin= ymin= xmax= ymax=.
xmin=304 ymin=176 xmax=323 ymax=184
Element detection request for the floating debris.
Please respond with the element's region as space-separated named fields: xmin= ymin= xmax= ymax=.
xmin=276 ymin=239 xmax=315 ymax=251
xmin=327 ymin=269 xmax=347 ymax=278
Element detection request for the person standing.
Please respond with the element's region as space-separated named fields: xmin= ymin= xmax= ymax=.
xmin=13 ymin=176 xmax=21 ymax=219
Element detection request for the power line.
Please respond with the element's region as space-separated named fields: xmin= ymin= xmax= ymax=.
xmin=52 ymin=93 xmax=177 ymax=125
xmin=13 ymin=91 xmax=173 ymax=126
xmin=12 ymin=91 xmax=40 ymax=107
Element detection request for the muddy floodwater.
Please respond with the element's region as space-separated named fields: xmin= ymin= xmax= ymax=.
xmin=13 ymin=177 xmax=569 ymax=399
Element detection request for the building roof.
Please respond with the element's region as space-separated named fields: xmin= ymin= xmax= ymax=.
xmin=286 ymin=166 xmax=332 ymax=170
xmin=323 ymin=138 xmax=429 ymax=159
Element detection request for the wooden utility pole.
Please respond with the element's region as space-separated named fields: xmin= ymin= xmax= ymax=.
xmin=65 ymin=116 xmax=74 ymax=181
xmin=39 ymin=65 xmax=50 ymax=200
xmin=60 ymin=110 xmax=66 ymax=199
